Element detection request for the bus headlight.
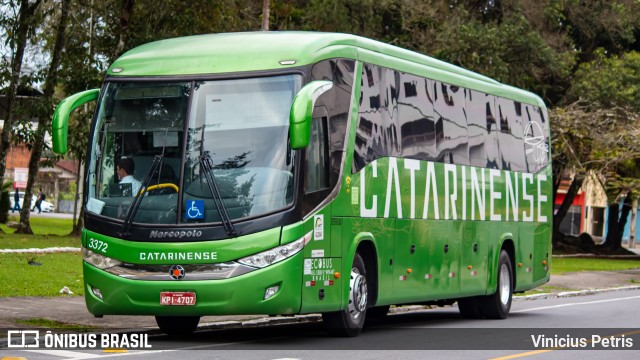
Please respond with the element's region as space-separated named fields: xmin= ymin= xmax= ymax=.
xmin=82 ymin=248 xmax=122 ymax=269
xmin=238 ymin=231 xmax=312 ymax=268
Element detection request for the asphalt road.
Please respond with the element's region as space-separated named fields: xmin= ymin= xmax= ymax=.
xmin=3 ymin=289 xmax=640 ymax=360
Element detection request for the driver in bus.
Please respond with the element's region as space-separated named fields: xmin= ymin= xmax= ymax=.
xmin=117 ymin=157 xmax=142 ymax=196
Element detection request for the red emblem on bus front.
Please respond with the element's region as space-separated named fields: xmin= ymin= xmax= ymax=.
xmin=169 ymin=265 xmax=185 ymax=280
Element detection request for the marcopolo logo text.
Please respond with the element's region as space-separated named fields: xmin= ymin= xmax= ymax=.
xmin=149 ymin=229 xmax=203 ymax=239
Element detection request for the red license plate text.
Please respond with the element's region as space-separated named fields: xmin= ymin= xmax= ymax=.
xmin=160 ymin=291 xmax=196 ymax=306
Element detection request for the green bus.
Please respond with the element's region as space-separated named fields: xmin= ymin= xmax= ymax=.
xmin=52 ymin=32 xmax=552 ymax=337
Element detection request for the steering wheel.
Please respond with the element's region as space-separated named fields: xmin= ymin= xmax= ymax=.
xmin=141 ymin=183 xmax=179 ymax=195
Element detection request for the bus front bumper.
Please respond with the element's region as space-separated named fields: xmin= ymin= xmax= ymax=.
xmin=83 ymin=253 xmax=303 ymax=316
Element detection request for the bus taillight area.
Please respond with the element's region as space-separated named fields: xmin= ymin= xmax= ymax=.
xmin=82 ymin=251 xmax=305 ymax=317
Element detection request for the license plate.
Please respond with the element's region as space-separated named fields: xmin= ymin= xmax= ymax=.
xmin=160 ymin=292 xmax=196 ymax=306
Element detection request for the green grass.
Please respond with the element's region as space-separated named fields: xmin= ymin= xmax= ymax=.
xmin=1 ymin=217 xmax=83 ymax=297
xmin=0 ymin=234 xmax=80 ymax=249
xmin=1 ymin=215 xmax=74 ymax=235
xmin=0 ymin=252 xmax=84 ymax=296
xmin=0 ymin=216 xmax=80 ymax=249
xmin=551 ymin=257 xmax=640 ymax=274
xmin=16 ymin=318 xmax=96 ymax=331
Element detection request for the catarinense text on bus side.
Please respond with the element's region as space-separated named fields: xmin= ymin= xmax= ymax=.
xmin=358 ymin=158 xmax=549 ymax=222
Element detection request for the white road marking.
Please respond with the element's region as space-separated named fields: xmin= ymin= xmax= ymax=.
xmin=512 ymin=294 xmax=640 ymax=313
xmin=26 ymin=349 xmax=174 ymax=359
xmin=16 ymin=332 xmax=290 ymax=359
xmin=25 ymin=349 xmax=101 ymax=359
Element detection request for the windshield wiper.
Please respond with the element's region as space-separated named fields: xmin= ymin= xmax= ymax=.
xmin=199 ymin=153 xmax=237 ymax=236
xmin=198 ymin=128 xmax=237 ymax=236
xmin=119 ymin=154 xmax=164 ymax=237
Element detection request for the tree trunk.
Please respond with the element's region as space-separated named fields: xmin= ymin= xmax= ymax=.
xmin=115 ymin=0 xmax=134 ymax=57
xmin=72 ymin=160 xmax=80 ymax=228
xmin=262 ymin=0 xmax=270 ymax=31
xmin=552 ymin=175 xmax=584 ymax=248
xmin=70 ymin=160 xmax=84 ymax=236
xmin=603 ymin=194 xmax=632 ymax=250
xmin=617 ymin=195 xmax=633 ymax=248
xmin=552 ymin=165 xmax=564 ymax=198
xmin=72 ymin=206 xmax=85 ymax=237
xmin=16 ymin=0 xmax=70 ymax=234
xmin=604 ymin=203 xmax=621 ymax=249
xmin=0 ymin=0 xmax=43 ymax=231
xmin=630 ymin=198 xmax=638 ymax=248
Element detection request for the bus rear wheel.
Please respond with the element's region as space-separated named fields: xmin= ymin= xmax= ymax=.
xmin=322 ymin=252 xmax=368 ymax=337
xmin=155 ymin=315 xmax=200 ymax=336
xmin=480 ymin=250 xmax=513 ymax=319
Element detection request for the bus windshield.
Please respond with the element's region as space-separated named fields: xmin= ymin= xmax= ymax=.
xmin=86 ymin=74 xmax=302 ymax=226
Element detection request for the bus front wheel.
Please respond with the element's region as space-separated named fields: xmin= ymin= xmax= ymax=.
xmin=155 ymin=315 xmax=200 ymax=336
xmin=480 ymin=250 xmax=513 ymax=319
xmin=322 ymin=252 xmax=368 ymax=337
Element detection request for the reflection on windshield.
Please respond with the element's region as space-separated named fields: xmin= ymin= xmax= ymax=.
xmin=183 ymin=75 xmax=301 ymax=223
xmin=86 ymin=74 xmax=301 ymax=227
xmin=86 ymin=82 xmax=189 ymax=224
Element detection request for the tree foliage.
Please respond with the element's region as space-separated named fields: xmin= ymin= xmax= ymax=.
xmin=3 ymin=0 xmax=640 ymax=246
xmin=545 ymin=0 xmax=640 ymax=61
xmin=568 ymin=50 xmax=640 ymax=111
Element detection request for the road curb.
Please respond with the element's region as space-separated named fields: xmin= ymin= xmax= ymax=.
xmin=513 ymin=285 xmax=640 ymax=301
xmin=553 ymin=254 xmax=640 ymax=259
xmin=0 ymin=247 xmax=81 ymax=253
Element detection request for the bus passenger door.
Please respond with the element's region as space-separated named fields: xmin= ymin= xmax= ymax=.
xmin=300 ymin=111 xmax=343 ymax=313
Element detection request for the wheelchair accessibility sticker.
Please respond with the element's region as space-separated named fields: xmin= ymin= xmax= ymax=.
xmin=185 ymin=200 xmax=205 ymax=220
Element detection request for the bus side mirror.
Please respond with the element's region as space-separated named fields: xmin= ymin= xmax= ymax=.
xmin=52 ymin=89 xmax=100 ymax=154
xmin=289 ymin=80 xmax=333 ymax=149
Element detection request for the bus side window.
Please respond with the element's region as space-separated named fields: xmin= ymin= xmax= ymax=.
xmin=398 ymin=73 xmax=437 ymax=162
xmin=493 ymin=97 xmax=524 ymax=171
xmin=303 ymin=115 xmax=331 ymax=215
xmin=311 ymin=58 xmax=355 ymax=186
xmin=305 ymin=116 xmax=330 ymax=193
xmin=434 ymin=82 xmax=469 ymax=166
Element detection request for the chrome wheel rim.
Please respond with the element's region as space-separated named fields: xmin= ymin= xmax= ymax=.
xmin=499 ymin=263 xmax=511 ymax=305
xmin=348 ymin=268 xmax=367 ymax=321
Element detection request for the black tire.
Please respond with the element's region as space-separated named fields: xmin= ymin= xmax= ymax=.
xmin=480 ymin=250 xmax=513 ymax=319
xmin=155 ymin=315 xmax=200 ymax=336
xmin=322 ymin=253 xmax=368 ymax=337
xmin=457 ymin=297 xmax=482 ymax=319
